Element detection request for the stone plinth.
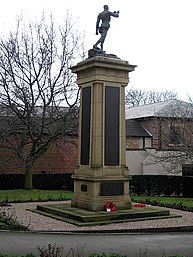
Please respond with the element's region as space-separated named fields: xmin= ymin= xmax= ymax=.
xmin=71 ymin=56 xmax=136 ymax=211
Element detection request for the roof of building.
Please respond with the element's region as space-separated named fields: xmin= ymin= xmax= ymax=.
xmin=0 ymin=105 xmax=78 ymax=136
xmin=126 ymin=119 xmax=152 ymax=137
xmin=125 ymin=100 xmax=193 ymax=120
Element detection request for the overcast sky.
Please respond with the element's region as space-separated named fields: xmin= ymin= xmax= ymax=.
xmin=1 ymin=0 xmax=193 ymax=100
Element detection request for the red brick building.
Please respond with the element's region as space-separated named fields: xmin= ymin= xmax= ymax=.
xmin=1 ymin=100 xmax=193 ymax=178
xmin=125 ymin=100 xmax=193 ymax=176
xmin=0 ymin=137 xmax=78 ymax=175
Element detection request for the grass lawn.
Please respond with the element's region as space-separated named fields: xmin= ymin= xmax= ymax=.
xmin=132 ymin=195 xmax=193 ymax=210
xmin=0 ymin=190 xmax=193 ymax=210
xmin=0 ymin=189 xmax=74 ymax=203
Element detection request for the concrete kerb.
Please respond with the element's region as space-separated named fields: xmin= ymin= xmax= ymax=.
xmin=1 ymin=226 xmax=193 ymax=235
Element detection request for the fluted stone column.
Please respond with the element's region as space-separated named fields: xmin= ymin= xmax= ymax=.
xmin=71 ymin=56 xmax=136 ymax=211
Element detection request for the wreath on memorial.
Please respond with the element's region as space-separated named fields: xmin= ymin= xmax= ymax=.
xmin=133 ymin=203 xmax=146 ymax=207
xmin=104 ymin=201 xmax=117 ymax=212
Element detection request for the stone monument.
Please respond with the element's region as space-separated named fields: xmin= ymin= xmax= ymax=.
xmin=71 ymin=6 xmax=136 ymax=211
xmin=35 ymin=6 xmax=172 ymax=226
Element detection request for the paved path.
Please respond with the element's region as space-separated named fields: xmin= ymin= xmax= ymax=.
xmin=1 ymin=231 xmax=193 ymax=257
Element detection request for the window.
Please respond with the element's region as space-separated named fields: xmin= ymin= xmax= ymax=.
xmin=182 ymin=164 xmax=193 ymax=176
xmin=170 ymin=125 xmax=181 ymax=145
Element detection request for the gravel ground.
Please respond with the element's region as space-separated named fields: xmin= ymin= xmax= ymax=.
xmin=1 ymin=201 xmax=193 ymax=232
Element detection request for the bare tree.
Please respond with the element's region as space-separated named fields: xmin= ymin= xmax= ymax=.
xmin=0 ymin=14 xmax=84 ymax=189
xmin=125 ymin=88 xmax=178 ymax=107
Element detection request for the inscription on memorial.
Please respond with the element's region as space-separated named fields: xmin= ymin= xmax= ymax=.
xmin=81 ymin=184 xmax=88 ymax=192
xmin=105 ymin=86 xmax=120 ymax=166
xmin=80 ymin=86 xmax=91 ymax=165
xmin=101 ymin=181 xmax=124 ymax=196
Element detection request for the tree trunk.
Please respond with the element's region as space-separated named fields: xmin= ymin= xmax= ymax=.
xmin=24 ymin=166 xmax=33 ymax=190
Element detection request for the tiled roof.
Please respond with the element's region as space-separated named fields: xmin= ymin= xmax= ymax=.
xmin=126 ymin=119 xmax=152 ymax=137
xmin=125 ymin=100 xmax=193 ymax=119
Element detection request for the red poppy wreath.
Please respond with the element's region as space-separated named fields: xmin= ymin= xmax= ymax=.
xmin=133 ymin=203 xmax=146 ymax=207
xmin=104 ymin=201 xmax=117 ymax=212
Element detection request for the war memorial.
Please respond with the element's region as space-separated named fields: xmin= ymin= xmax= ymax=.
xmin=35 ymin=6 xmax=174 ymax=225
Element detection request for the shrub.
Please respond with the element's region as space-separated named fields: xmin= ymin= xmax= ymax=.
xmin=89 ymin=254 xmax=127 ymax=257
xmin=130 ymin=175 xmax=183 ymax=196
xmin=0 ymin=173 xmax=74 ymax=190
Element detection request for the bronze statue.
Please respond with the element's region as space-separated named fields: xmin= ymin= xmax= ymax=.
xmin=93 ymin=5 xmax=119 ymax=51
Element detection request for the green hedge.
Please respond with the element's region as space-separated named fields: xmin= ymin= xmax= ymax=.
xmin=1 ymin=174 xmax=193 ymax=197
xmin=130 ymin=175 xmax=190 ymax=197
xmin=0 ymin=173 xmax=73 ymax=190
xmin=181 ymin=176 xmax=193 ymax=197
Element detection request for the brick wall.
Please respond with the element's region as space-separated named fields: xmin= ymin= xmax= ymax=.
xmin=34 ymin=137 xmax=78 ymax=174
xmin=142 ymin=118 xmax=193 ymax=150
xmin=0 ymin=136 xmax=78 ymax=174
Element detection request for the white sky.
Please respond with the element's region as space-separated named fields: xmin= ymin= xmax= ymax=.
xmin=1 ymin=0 xmax=193 ymax=100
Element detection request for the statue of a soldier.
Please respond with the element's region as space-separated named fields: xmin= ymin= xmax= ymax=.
xmin=93 ymin=5 xmax=119 ymax=51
